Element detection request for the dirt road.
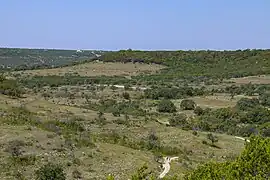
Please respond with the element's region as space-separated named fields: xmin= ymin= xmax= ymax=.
xmin=159 ymin=156 xmax=179 ymax=179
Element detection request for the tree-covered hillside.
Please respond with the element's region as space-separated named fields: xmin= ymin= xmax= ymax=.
xmin=0 ymin=48 xmax=107 ymax=70
xmin=98 ymin=49 xmax=270 ymax=82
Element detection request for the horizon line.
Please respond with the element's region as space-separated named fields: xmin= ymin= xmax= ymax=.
xmin=0 ymin=46 xmax=269 ymax=51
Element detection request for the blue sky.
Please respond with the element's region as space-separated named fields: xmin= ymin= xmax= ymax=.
xmin=0 ymin=0 xmax=269 ymax=50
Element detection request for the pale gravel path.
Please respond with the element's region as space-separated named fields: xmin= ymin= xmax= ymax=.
xmin=235 ymin=136 xmax=250 ymax=142
xmin=159 ymin=156 xmax=179 ymax=179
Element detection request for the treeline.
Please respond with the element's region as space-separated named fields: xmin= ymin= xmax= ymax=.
xmin=144 ymin=83 xmax=270 ymax=100
xmin=0 ymin=48 xmax=106 ymax=70
xmin=212 ymin=83 xmax=270 ymax=96
xmin=144 ymin=86 xmax=208 ymax=99
xmin=98 ymin=49 xmax=270 ymax=82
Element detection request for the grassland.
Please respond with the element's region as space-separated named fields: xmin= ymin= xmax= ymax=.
xmin=0 ymin=95 xmax=245 ymax=179
xmin=228 ymin=75 xmax=270 ymax=84
xmin=11 ymin=62 xmax=165 ymax=77
xmin=0 ymin=83 xmax=246 ymax=179
xmin=0 ymin=48 xmax=270 ymax=179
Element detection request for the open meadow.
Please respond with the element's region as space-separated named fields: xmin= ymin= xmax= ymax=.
xmin=11 ymin=62 xmax=165 ymax=77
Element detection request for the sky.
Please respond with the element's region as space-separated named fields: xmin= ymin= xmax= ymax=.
xmin=0 ymin=0 xmax=269 ymax=50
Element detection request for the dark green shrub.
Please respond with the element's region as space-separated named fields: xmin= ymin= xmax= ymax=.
xmin=122 ymin=92 xmax=130 ymax=100
xmin=236 ymin=97 xmax=260 ymax=111
xmin=261 ymin=128 xmax=270 ymax=137
xmin=180 ymin=99 xmax=196 ymax=110
xmin=35 ymin=163 xmax=66 ymax=180
xmin=130 ymin=164 xmax=153 ymax=180
xmin=240 ymin=106 xmax=270 ymax=124
xmin=0 ymin=79 xmax=23 ymax=97
xmin=237 ymin=125 xmax=258 ymax=137
xmin=157 ymin=99 xmax=176 ymax=113
xmin=192 ymin=131 xmax=198 ymax=136
xmin=185 ymin=136 xmax=270 ymax=180
xmin=207 ymin=133 xmax=218 ymax=145
xmin=259 ymin=92 xmax=270 ymax=106
xmin=169 ymin=113 xmax=189 ymax=128
xmin=194 ymin=106 xmax=203 ymax=115
xmin=5 ymin=140 xmax=26 ymax=157
xmin=146 ymin=131 xmax=160 ymax=150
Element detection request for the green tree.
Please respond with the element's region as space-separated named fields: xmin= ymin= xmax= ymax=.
xmin=236 ymin=97 xmax=260 ymax=111
xmin=240 ymin=106 xmax=270 ymax=124
xmin=146 ymin=131 xmax=160 ymax=150
xmin=180 ymin=99 xmax=196 ymax=110
xmin=0 ymin=74 xmax=5 ymax=82
xmin=259 ymin=92 xmax=270 ymax=107
xmin=185 ymin=136 xmax=270 ymax=180
xmin=169 ymin=113 xmax=189 ymax=128
xmin=194 ymin=106 xmax=204 ymax=115
xmin=157 ymin=99 xmax=176 ymax=113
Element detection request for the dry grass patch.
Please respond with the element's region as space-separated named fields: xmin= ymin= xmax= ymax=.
xmin=190 ymin=96 xmax=237 ymax=109
xmin=227 ymin=75 xmax=270 ymax=84
xmin=12 ymin=62 xmax=165 ymax=77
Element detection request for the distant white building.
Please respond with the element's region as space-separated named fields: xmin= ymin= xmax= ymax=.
xmin=76 ymin=50 xmax=82 ymax=53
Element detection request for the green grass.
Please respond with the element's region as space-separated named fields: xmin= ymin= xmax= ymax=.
xmin=0 ymin=93 xmax=246 ymax=179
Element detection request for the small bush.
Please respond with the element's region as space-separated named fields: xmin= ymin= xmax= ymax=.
xmin=261 ymin=127 xmax=270 ymax=137
xmin=180 ymin=99 xmax=196 ymax=110
xmin=192 ymin=131 xmax=198 ymax=136
xmin=146 ymin=131 xmax=160 ymax=150
xmin=207 ymin=133 xmax=218 ymax=145
xmin=259 ymin=92 xmax=270 ymax=106
xmin=72 ymin=169 xmax=82 ymax=179
xmin=169 ymin=113 xmax=189 ymax=128
xmin=5 ymin=140 xmax=25 ymax=157
xmin=202 ymin=140 xmax=208 ymax=145
xmin=122 ymin=92 xmax=130 ymax=100
xmin=236 ymin=97 xmax=260 ymax=111
xmin=35 ymin=163 xmax=66 ymax=180
xmin=95 ymin=111 xmax=107 ymax=125
xmin=12 ymin=155 xmax=37 ymax=166
xmin=194 ymin=106 xmax=203 ymax=115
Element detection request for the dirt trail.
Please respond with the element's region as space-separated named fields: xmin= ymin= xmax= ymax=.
xmin=159 ymin=156 xmax=179 ymax=179
xmin=96 ymin=84 xmax=148 ymax=90
xmin=235 ymin=136 xmax=250 ymax=142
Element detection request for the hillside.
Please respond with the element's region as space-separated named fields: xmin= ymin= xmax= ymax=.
xmin=97 ymin=49 xmax=270 ymax=84
xmin=0 ymin=48 xmax=107 ymax=70
xmin=11 ymin=62 xmax=165 ymax=77
xmin=0 ymin=48 xmax=270 ymax=179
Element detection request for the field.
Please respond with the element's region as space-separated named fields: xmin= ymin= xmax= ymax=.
xmin=0 ymin=48 xmax=270 ymax=179
xmin=11 ymin=62 xmax=165 ymax=77
xmin=228 ymin=75 xmax=270 ymax=84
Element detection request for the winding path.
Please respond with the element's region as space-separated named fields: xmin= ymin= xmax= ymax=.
xmin=159 ymin=156 xmax=179 ymax=179
xmin=235 ymin=136 xmax=250 ymax=142
xmin=95 ymin=84 xmax=148 ymax=90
